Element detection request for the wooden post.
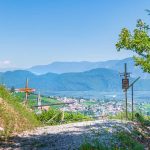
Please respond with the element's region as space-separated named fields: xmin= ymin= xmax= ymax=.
xmin=61 ymin=110 xmax=64 ymax=122
xmin=25 ymin=92 xmax=28 ymax=105
xmin=17 ymin=78 xmax=35 ymax=105
xmin=25 ymin=78 xmax=28 ymax=104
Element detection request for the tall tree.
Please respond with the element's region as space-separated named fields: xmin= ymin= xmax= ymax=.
xmin=116 ymin=19 xmax=150 ymax=73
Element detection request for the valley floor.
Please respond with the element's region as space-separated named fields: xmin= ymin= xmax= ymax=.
xmin=1 ymin=119 xmax=149 ymax=150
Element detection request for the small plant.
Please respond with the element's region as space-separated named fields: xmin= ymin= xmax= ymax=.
xmin=80 ymin=140 xmax=110 ymax=150
xmin=116 ymin=131 xmax=144 ymax=150
xmin=109 ymin=111 xmax=150 ymax=126
xmin=135 ymin=113 xmax=150 ymax=126
xmin=109 ymin=111 xmax=136 ymax=121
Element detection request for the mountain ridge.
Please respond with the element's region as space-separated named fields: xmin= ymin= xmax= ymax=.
xmin=0 ymin=68 xmax=150 ymax=93
xmin=28 ymin=57 xmax=150 ymax=79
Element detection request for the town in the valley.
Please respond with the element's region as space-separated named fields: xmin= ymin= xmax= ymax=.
xmin=22 ymin=91 xmax=150 ymax=117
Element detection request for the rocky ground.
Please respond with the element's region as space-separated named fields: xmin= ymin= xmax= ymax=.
xmin=0 ymin=119 xmax=148 ymax=150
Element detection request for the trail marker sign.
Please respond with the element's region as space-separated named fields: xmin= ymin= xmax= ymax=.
xmin=122 ymin=79 xmax=129 ymax=89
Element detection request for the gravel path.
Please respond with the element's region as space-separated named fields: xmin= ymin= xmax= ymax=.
xmin=0 ymin=120 xmax=134 ymax=150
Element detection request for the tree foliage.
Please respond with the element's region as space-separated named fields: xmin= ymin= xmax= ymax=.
xmin=116 ymin=19 xmax=150 ymax=73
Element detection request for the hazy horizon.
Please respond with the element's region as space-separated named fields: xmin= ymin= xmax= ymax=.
xmin=0 ymin=57 xmax=133 ymax=71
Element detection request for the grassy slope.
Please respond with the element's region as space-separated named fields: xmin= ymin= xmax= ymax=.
xmin=0 ymin=86 xmax=39 ymax=139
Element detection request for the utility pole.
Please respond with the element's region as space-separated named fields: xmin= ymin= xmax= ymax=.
xmin=120 ymin=63 xmax=130 ymax=120
xmin=124 ymin=63 xmax=128 ymax=120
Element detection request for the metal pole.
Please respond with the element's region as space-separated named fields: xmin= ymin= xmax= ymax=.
xmin=124 ymin=63 xmax=128 ymax=120
xmin=132 ymin=85 xmax=134 ymax=121
xmin=125 ymin=89 xmax=128 ymax=120
xmin=126 ymin=77 xmax=140 ymax=121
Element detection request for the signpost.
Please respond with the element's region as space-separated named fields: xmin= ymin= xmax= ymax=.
xmin=122 ymin=79 xmax=129 ymax=89
xmin=120 ymin=63 xmax=130 ymax=120
xmin=120 ymin=62 xmax=140 ymax=121
xmin=16 ymin=78 xmax=35 ymax=104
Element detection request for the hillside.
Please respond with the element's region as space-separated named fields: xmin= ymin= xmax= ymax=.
xmin=1 ymin=69 xmax=150 ymax=92
xmin=0 ymin=87 xmax=149 ymax=149
xmin=1 ymin=68 xmax=150 ymax=93
xmin=1 ymin=68 xmax=122 ymax=91
xmin=0 ymin=86 xmax=39 ymax=139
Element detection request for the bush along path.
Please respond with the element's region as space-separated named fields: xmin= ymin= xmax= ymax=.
xmin=1 ymin=119 xmax=149 ymax=150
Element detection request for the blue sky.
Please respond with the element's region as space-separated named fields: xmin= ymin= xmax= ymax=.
xmin=0 ymin=0 xmax=150 ymax=68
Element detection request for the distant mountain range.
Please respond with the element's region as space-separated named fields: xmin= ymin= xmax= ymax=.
xmin=0 ymin=57 xmax=150 ymax=93
xmin=0 ymin=67 xmax=20 ymax=72
xmin=0 ymin=68 xmax=150 ymax=93
xmin=28 ymin=58 xmax=150 ymax=79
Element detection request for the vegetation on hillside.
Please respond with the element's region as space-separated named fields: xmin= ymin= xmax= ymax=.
xmin=0 ymin=86 xmax=91 ymax=140
xmin=0 ymin=86 xmax=39 ymax=140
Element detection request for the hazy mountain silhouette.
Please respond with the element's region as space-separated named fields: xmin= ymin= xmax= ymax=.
xmin=1 ymin=68 xmax=150 ymax=92
xmin=28 ymin=58 xmax=150 ymax=79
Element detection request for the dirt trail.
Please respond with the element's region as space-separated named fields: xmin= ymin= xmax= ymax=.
xmin=0 ymin=120 xmax=135 ymax=150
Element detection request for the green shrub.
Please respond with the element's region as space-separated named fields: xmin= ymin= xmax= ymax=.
xmin=109 ymin=111 xmax=150 ymax=126
xmin=80 ymin=131 xmax=144 ymax=150
xmin=36 ymin=109 xmax=91 ymax=125
xmin=36 ymin=108 xmax=62 ymax=125
xmin=135 ymin=113 xmax=150 ymax=126
xmin=80 ymin=140 xmax=110 ymax=150
xmin=116 ymin=131 xmax=144 ymax=150
xmin=109 ymin=111 xmax=136 ymax=121
xmin=64 ymin=112 xmax=90 ymax=122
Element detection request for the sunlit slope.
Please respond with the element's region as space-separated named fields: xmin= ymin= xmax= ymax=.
xmin=0 ymin=86 xmax=39 ymax=138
